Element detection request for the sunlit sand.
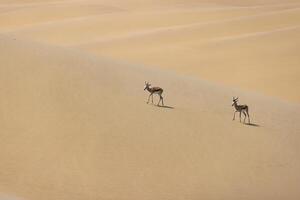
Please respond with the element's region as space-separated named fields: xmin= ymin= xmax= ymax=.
xmin=1 ymin=1 xmax=300 ymax=199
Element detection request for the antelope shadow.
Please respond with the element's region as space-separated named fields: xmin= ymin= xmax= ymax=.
xmin=245 ymin=122 xmax=260 ymax=127
xmin=157 ymin=105 xmax=174 ymax=109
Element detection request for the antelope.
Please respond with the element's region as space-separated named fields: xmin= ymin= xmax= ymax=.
xmin=144 ymin=81 xmax=164 ymax=106
xmin=232 ymin=97 xmax=250 ymax=124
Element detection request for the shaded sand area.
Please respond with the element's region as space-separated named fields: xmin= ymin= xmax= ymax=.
xmin=1 ymin=0 xmax=300 ymax=200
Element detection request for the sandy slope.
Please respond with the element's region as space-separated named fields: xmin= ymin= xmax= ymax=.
xmin=1 ymin=0 xmax=300 ymax=199
xmin=1 ymin=34 xmax=300 ymax=200
xmin=1 ymin=0 xmax=299 ymax=102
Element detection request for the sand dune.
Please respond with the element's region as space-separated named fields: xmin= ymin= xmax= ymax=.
xmin=1 ymin=33 xmax=300 ymax=200
xmin=1 ymin=0 xmax=300 ymax=200
xmin=2 ymin=0 xmax=298 ymax=101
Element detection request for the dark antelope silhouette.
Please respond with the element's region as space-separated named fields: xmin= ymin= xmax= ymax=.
xmin=232 ymin=97 xmax=250 ymax=124
xmin=144 ymin=81 xmax=164 ymax=106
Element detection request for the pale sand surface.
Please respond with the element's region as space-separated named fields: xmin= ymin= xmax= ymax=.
xmin=1 ymin=0 xmax=299 ymax=102
xmin=0 ymin=194 xmax=23 ymax=200
xmin=1 ymin=0 xmax=300 ymax=200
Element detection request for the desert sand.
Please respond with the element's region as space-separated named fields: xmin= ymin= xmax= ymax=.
xmin=0 ymin=0 xmax=300 ymax=200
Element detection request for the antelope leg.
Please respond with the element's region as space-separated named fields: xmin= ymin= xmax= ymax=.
xmin=239 ymin=112 xmax=242 ymax=122
xmin=233 ymin=111 xmax=237 ymax=120
xmin=247 ymin=111 xmax=250 ymax=123
xmin=157 ymin=95 xmax=161 ymax=106
xmin=147 ymin=94 xmax=151 ymax=104
xmin=242 ymin=111 xmax=247 ymax=123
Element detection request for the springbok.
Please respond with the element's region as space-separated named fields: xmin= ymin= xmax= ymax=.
xmin=144 ymin=81 xmax=164 ymax=106
xmin=232 ymin=97 xmax=250 ymax=124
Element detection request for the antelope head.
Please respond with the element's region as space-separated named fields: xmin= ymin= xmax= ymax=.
xmin=232 ymin=97 xmax=238 ymax=106
xmin=144 ymin=81 xmax=151 ymax=91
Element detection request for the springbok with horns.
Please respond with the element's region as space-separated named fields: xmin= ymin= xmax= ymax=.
xmin=144 ymin=82 xmax=164 ymax=106
xmin=232 ymin=97 xmax=250 ymax=124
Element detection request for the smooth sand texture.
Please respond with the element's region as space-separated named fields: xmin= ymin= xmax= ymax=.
xmin=2 ymin=0 xmax=299 ymax=102
xmin=1 ymin=1 xmax=300 ymax=200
